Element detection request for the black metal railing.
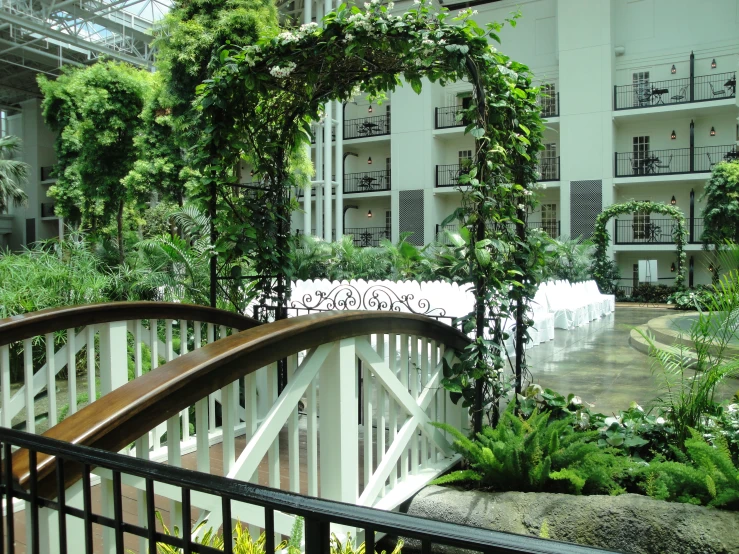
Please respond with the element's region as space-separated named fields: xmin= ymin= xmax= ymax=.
xmin=344 ymin=170 xmax=391 ymax=194
xmin=614 ymin=147 xmax=691 ymax=177
xmin=691 ymin=218 xmax=704 ymax=244
xmin=615 ymin=145 xmax=738 ymax=177
xmin=309 ymin=131 xmax=336 ymax=144
xmin=435 ymin=223 xmax=460 ymax=244
xmin=434 ymin=106 xmax=468 ymax=129
xmin=435 ymin=164 xmax=470 ymax=187
xmin=537 ymin=156 xmax=560 ymax=181
xmin=528 ymin=221 xmax=561 ymax=237
xmin=0 ymin=428 xmax=608 ymax=554
xmin=537 ymin=92 xmax=559 ymax=118
xmin=694 ymin=144 xmax=738 ymax=172
xmin=344 ymin=114 xmax=390 ymax=140
xmin=436 ymin=221 xmax=560 ymax=244
xmin=344 ymin=226 xmax=389 ymax=247
xmin=614 ymin=218 xmax=680 ymax=244
xmin=694 ymin=72 xmax=736 ymax=102
xmin=40 ymin=202 xmax=56 ymax=218
xmin=614 ymin=71 xmax=735 ymax=110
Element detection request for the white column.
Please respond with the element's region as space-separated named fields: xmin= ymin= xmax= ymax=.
xmin=335 ymin=100 xmax=344 ymax=238
xmin=315 ymin=132 xmax=323 ymax=239
xmin=323 ymin=100 xmax=333 ymax=241
xmin=97 ymin=321 xmax=128 ymax=554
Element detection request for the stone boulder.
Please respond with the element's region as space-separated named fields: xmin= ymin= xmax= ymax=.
xmin=396 ymin=486 xmax=739 ymax=554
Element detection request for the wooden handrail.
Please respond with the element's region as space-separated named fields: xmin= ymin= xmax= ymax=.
xmin=0 ymin=302 xmax=260 ymax=347
xmin=11 ymin=310 xmax=470 ymax=495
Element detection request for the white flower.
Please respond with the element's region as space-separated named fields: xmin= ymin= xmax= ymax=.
xmin=438 ymin=39 xmax=447 ymax=45
xmin=656 ymin=417 xmax=666 ymax=425
xmin=517 ymin=203 xmax=526 ymax=210
xmin=570 ymin=396 xmax=583 ymax=406
xmin=364 ymin=2 xmax=370 ymax=8
xmin=269 ymin=61 xmax=296 ymax=78
xmin=387 ymin=2 xmax=394 ymax=9
xmin=413 ymin=0 xmax=421 ymax=4
xmin=345 ymin=33 xmax=355 ymax=41
xmin=277 ymin=31 xmax=298 ymax=43
xmin=300 ymin=22 xmax=318 ymax=31
xmin=523 ymin=189 xmax=533 ymax=196
xmin=422 ymin=38 xmax=434 ymax=46
xmin=472 ymin=9 xmax=478 ymax=14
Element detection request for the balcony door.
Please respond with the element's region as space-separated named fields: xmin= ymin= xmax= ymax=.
xmin=541 ymin=203 xmax=557 ymax=237
xmin=541 ymin=143 xmax=557 ymax=180
xmin=632 ymin=136 xmax=650 ymax=175
xmin=632 ymin=71 xmax=650 ymax=106
xmin=633 ymin=209 xmax=651 ymax=240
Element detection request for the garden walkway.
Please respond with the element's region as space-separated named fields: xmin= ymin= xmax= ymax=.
xmin=528 ymin=306 xmax=735 ymax=414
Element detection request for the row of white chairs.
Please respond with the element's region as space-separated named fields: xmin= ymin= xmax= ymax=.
xmin=538 ymin=279 xmax=615 ymax=330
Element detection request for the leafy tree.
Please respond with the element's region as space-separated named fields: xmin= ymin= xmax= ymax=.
xmin=38 ymin=61 xmax=151 ymax=262
xmin=152 ymin=0 xmax=279 ymax=145
xmin=0 ymin=135 xmax=29 ymax=213
xmin=701 ymin=160 xmax=739 ymax=250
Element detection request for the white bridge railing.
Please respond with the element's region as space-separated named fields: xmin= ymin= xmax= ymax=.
xmin=2 ymin=306 xmax=469 ymax=553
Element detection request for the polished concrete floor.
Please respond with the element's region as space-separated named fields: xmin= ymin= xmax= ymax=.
xmin=526 ymin=306 xmax=735 ymax=415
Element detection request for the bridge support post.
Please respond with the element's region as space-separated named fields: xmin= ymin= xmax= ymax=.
xmin=319 ymin=339 xmax=359 ymax=504
xmin=98 ymin=321 xmax=128 ymax=554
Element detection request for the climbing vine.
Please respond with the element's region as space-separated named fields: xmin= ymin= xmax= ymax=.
xmin=194 ymin=0 xmax=544 ymax=431
xmin=592 ymin=200 xmax=687 ymax=292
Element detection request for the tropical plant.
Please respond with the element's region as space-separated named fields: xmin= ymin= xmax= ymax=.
xmin=152 ymin=512 xmax=287 ymax=554
xmin=640 ymin=271 xmax=739 ymax=446
xmin=543 ymin=236 xmax=595 ymax=282
xmin=151 ymin=512 xmax=402 ymax=554
xmin=701 ymin=161 xmax=739 ymax=251
xmin=431 ymin=404 xmax=629 ymax=495
xmin=667 ymin=286 xmax=714 ymax=310
xmin=0 ymin=135 xmax=29 ymax=213
xmin=636 ymin=430 xmax=739 ymax=509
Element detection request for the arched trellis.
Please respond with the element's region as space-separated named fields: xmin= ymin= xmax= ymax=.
xmin=592 ymin=200 xmax=687 ymax=293
xmin=193 ymin=1 xmax=545 ymax=431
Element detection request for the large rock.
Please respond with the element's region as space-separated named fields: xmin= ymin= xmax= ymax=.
xmin=398 ymin=486 xmax=739 ymax=554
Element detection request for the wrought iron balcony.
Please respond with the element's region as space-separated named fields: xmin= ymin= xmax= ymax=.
xmin=614 ymin=71 xmax=735 ymax=110
xmin=344 ymin=226 xmax=389 ymax=247
xmin=344 ymin=114 xmax=390 ymax=140
xmin=537 ymin=156 xmax=560 ymax=181
xmin=434 ymin=106 xmax=468 ymax=129
xmin=614 ymin=144 xmax=737 ymax=177
xmin=344 ymin=170 xmax=391 ymax=194
xmin=614 ymin=217 xmax=705 ymax=245
xmin=436 ymin=221 xmax=560 ymax=245
xmin=537 ymin=92 xmax=559 ymax=118
xmin=435 ymin=164 xmax=469 ymax=187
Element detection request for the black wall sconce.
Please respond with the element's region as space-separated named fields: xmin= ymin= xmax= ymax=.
xmin=711 ymin=58 xmax=717 ymax=69
xmin=368 ymin=104 xmax=373 ymax=114
xmin=710 ymin=126 xmax=716 ymax=137
xmin=670 ymin=262 xmax=676 ymax=272
xmin=367 ymin=210 xmax=373 ymax=218
xmin=671 ymin=130 xmax=676 ymax=140
xmin=367 ymin=156 xmax=373 ymax=164
xmin=670 ymin=195 xmax=676 ymax=205
xmin=671 ymin=64 xmax=676 ymax=74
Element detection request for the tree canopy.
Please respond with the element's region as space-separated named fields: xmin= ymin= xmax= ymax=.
xmin=38 ymin=61 xmax=151 ymax=261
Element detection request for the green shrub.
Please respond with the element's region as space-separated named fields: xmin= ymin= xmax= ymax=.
xmin=629 ymin=283 xmax=674 ymax=304
xmin=667 ymin=286 xmax=714 ymax=310
xmin=432 ymin=404 xmax=629 ymax=495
